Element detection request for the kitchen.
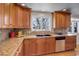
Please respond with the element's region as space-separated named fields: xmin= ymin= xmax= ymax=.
xmin=0 ymin=3 xmax=78 ymax=56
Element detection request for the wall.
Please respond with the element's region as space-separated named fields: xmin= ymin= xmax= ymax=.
xmin=71 ymin=17 xmax=79 ymax=44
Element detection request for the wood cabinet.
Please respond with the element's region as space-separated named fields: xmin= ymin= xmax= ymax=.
xmin=3 ymin=4 xmax=10 ymax=28
xmin=23 ymin=37 xmax=56 ymax=56
xmin=16 ymin=6 xmax=24 ymax=28
xmin=0 ymin=3 xmax=31 ymax=28
xmin=65 ymin=36 xmax=76 ymax=51
xmin=0 ymin=4 xmax=4 ymax=28
xmin=36 ymin=38 xmax=46 ymax=55
xmin=53 ymin=11 xmax=71 ymax=29
xmin=45 ymin=37 xmax=56 ymax=53
xmin=0 ymin=4 xmax=10 ymax=28
xmin=9 ymin=4 xmax=17 ymax=28
xmin=13 ymin=36 xmax=76 ymax=56
xmin=23 ymin=39 xmax=37 ymax=56
xmin=23 ymin=8 xmax=31 ymax=28
xmin=14 ymin=4 xmax=31 ymax=28
xmin=0 ymin=3 xmax=17 ymax=28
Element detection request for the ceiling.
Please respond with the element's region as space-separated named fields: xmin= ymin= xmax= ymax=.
xmin=22 ymin=3 xmax=79 ymax=18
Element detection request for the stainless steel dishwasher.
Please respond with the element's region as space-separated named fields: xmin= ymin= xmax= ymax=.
xmin=55 ymin=36 xmax=65 ymax=52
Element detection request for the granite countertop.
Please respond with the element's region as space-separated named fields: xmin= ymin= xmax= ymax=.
xmin=51 ymin=33 xmax=77 ymax=37
xmin=0 ymin=33 xmax=77 ymax=56
xmin=0 ymin=37 xmax=24 ymax=56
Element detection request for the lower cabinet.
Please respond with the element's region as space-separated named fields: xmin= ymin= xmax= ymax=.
xmin=36 ymin=38 xmax=46 ymax=55
xmin=23 ymin=39 xmax=37 ymax=56
xmin=45 ymin=37 xmax=56 ymax=54
xmin=23 ymin=37 xmax=56 ymax=56
xmin=17 ymin=36 xmax=76 ymax=56
xmin=65 ymin=36 xmax=76 ymax=51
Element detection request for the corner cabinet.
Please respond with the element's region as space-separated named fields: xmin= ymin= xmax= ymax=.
xmin=53 ymin=11 xmax=71 ymax=29
xmin=0 ymin=3 xmax=31 ymax=28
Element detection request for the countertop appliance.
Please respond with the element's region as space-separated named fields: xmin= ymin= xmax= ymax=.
xmin=16 ymin=31 xmax=24 ymax=37
xmin=55 ymin=36 xmax=65 ymax=52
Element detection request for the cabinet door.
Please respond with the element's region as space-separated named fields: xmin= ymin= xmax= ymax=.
xmin=65 ymin=36 xmax=76 ymax=50
xmin=17 ymin=6 xmax=24 ymax=28
xmin=61 ymin=14 xmax=65 ymax=28
xmin=65 ymin=14 xmax=71 ymax=28
xmin=55 ymin=13 xmax=61 ymax=28
xmin=46 ymin=37 xmax=56 ymax=53
xmin=30 ymin=39 xmax=37 ymax=55
xmin=0 ymin=4 xmax=4 ymax=28
xmin=23 ymin=39 xmax=30 ymax=56
xmin=36 ymin=38 xmax=46 ymax=55
xmin=56 ymin=13 xmax=65 ymax=28
xmin=23 ymin=9 xmax=31 ymax=28
xmin=0 ymin=4 xmax=1 ymax=28
xmin=2 ymin=4 xmax=10 ymax=28
xmin=23 ymin=39 xmax=37 ymax=56
xmin=9 ymin=4 xmax=17 ymax=28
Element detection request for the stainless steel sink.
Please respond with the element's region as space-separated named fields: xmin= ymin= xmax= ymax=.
xmin=36 ymin=34 xmax=51 ymax=37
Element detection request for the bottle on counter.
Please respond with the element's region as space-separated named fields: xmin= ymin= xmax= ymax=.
xmin=9 ymin=31 xmax=15 ymax=38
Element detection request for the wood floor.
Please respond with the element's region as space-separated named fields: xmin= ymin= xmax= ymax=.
xmin=44 ymin=45 xmax=79 ymax=56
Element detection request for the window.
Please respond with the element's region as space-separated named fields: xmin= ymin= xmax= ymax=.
xmin=68 ymin=18 xmax=79 ymax=33
xmin=31 ymin=12 xmax=52 ymax=31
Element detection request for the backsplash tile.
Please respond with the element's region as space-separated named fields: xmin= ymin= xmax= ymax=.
xmin=0 ymin=28 xmax=68 ymax=42
xmin=0 ymin=29 xmax=11 ymax=42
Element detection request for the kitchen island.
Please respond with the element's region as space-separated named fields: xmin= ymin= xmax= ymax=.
xmin=0 ymin=33 xmax=77 ymax=56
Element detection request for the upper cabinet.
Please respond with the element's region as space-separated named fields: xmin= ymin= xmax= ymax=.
xmin=16 ymin=5 xmax=24 ymax=28
xmin=9 ymin=4 xmax=17 ymax=28
xmin=0 ymin=4 xmax=9 ymax=28
xmin=52 ymin=11 xmax=71 ymax=29
xmin=23 ymin=8 xmax=31 ymax=28
xmin=0 ymin=4 xmax=16 ymax=28
xmin=0 ymin=4 xmax=4 ymax=28
xmin=0 ymin=3 xmax=31 ymax=28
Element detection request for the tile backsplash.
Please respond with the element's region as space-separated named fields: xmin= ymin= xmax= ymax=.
xmin=21 ymin=28 xmax=53 ymax=35
xmin=0 ymin=28 xmax=68 ymax=42
xmin=23 ymin=28 xmax=68 ymax=35
xmin=0 ymin=29 xmax=11 ymax=42
xmin=53 ymin=28 xmax=68 ymax=34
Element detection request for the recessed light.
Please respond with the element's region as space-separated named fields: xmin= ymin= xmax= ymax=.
xmin=21 ymin=4 xmax=25 ymax=6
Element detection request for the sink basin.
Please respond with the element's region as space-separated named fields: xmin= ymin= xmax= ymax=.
xmin=55 ymin=33 xmax=63 ymax=35
xmin=36 ymin=34 xmax=51 ymax=37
